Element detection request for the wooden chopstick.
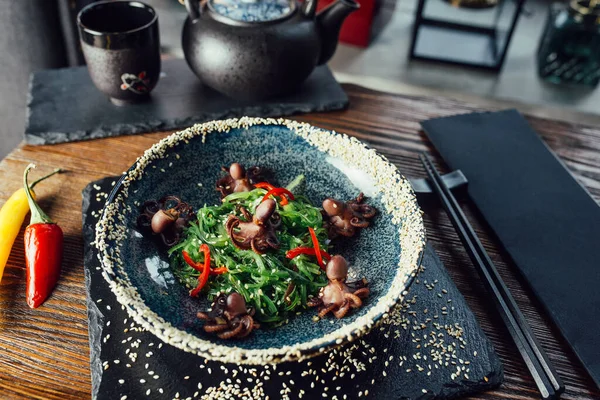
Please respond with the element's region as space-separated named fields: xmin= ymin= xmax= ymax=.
xmin=420 ymin=153 xmax=564 ymax=399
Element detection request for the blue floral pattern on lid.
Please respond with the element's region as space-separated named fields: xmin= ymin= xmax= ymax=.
xmin=209 ymin=0 xmax=295 ymax=22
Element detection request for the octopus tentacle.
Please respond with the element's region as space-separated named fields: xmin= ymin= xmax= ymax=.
xmin=353 ymin=287 xmax=370 ymax=299
xmin=204 ymin=324 xmax=229 ymax=333
xmin=226 ymin=218 xmax=249 ymax=250
xmin=265 ymin=233 xmax=280 ymax=249
xmin=344 ymin=292 xmax=363 ymax=308
xmin=226 ymin=215 xmax=239 ymax=232
xmin=240 ymin=206 xmax=252 ymax=222
xmin=142 ymin=200 xmax=160 ymax=214
xmin=270 ymin=212 xmax=282 ymax=228
xmin=230 ymin=234 xmax=247 ymax=250
xmin=162 ymin=233 xmax=180 ymax=247
xmin=250 ymin=238 xmax=265 ymax=254
xmin=333 ymin=301 xmax=351 ymax=319
xmin=346 ymin=278 xmax=368 ymax=292
xmin=236 ymin=315 xmax=255 ymax=338
xmin=307 ymin=297 xmax=322 ymax=308
xmin=318 ymin=303 xmax=337 ymax=318
xmin=358 ymin=205 xmax=376 ymax=218
xmin=217 ymin=322 xmax=244 ymax=339
xmin=160 ymin=195 xmax=181 ymax=208
xmin=349 ymin=217 xmax=369 ymax=228
xmin=196 ymin=312 xmax=211 ymax=320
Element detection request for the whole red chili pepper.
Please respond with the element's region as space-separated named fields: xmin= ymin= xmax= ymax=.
xmin=23 ymin=164 xmax=63 ymax=308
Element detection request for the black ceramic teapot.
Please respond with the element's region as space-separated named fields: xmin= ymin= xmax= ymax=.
xmin=182 ymin=0 xmax=359 ymax=99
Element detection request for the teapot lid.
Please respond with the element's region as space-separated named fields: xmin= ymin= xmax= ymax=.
xmin=208 ymin=0 xmax=296 ymax=23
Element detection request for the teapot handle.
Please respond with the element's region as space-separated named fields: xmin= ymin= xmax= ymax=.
xmin=184 ymin=0 xmax=201 ymax=21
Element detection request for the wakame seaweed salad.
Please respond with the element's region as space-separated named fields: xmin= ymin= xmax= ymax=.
xmin=168 ymin=177 xmax=329 ymax=326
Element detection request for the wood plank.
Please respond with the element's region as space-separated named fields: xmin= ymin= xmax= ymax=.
xmin=0 ymin=84 xmax=598 ymax=399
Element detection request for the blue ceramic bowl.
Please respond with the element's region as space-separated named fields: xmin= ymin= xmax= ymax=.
xmin=96 ymin=118 xmax=425 ymax=364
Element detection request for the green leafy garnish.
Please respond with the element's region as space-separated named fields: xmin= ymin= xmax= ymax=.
xmin=168 ymin=178 xmax=328 ymax=327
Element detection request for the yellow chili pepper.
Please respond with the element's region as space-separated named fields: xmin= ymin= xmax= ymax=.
xmin=0 ymin=168 xmax=61 ymax=282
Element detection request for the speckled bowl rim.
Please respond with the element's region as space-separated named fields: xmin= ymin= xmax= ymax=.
xmin=95 ymin=117 xmax=425 ymax=365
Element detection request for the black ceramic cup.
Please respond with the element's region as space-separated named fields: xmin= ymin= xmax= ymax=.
xmin=77 ymin=1 xmax=160 ymax=106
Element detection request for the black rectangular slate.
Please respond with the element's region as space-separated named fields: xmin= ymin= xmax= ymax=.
xmin=422 ymin=109 xmax=600 ymax=389
xmin=82 ymin=177 xmax=502 ymax=400
xmin=26 ymin=59 xmax=348 ymax=145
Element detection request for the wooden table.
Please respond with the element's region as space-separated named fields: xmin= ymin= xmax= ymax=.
xmin=0 ymin=85 xmax=599 ymax=399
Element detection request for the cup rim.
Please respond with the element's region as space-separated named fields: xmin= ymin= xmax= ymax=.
xmin=77 ymin=1 xmax=158 ymax=37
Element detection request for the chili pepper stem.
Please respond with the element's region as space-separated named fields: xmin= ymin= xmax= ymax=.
xmin=30 ymin=168 xmax=62 ymax=189
xmin=23 ymin=164 xmax=54 ymax=225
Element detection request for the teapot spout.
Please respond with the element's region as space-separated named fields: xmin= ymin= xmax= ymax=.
xmin=316 ymin=0 xmax=359 ymax=65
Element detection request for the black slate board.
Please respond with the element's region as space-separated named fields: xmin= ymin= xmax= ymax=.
xmin=421 ymin=110 xmax=600 ymax=389
xmin=83 ymin=177 xmax=503 ymax=400
xmin=26 ymin=59 xmax=348 ymax=145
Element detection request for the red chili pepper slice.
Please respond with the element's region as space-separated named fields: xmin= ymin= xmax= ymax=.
xmin=261 ymin=187 xmax=295 ymax=206
xmin=190 ymin=244 xmax=211 ymax=297
xmin=308 ymin=227 xmax=324 ymax=268
xmin=210 ymin=267 xmax=228 ymax=275
xmin=182 ymin=250 xmax=203 ymax=272
xmin=285 ymin=246 xmax=315 ymax=259
xmin=254 ymin=182 xmax=275 ymax=191
xmin=286 ymin=246 xmax=331 ymax=269
xmin=182 ymin=250 xmax=227 ymax=276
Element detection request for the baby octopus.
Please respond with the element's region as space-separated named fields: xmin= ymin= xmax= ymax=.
xmin=322 ymin=193 xmax=377 ymax=238
xmin=226 ymin=198 xmax=281 ymax=254
xmin=215 ymin=163 xmax=273 ymax=198
xmin=197 ymin=293 xmax=260 ymax=339
xmin=308 ymin=255 xmax=369 ymax=319
xmin=137 ymin=195 xmax=195 ymax=246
